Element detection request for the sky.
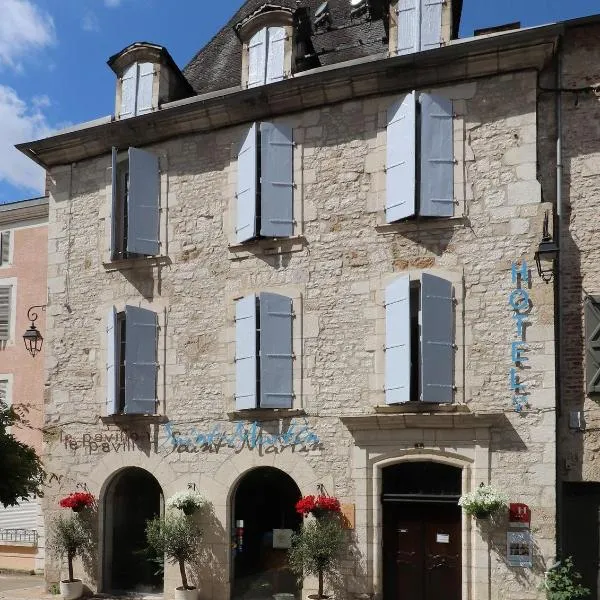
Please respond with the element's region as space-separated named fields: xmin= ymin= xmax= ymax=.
xmin=0 ymin=0 xmax=598 ymax=204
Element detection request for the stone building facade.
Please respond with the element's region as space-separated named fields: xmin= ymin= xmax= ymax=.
xmin=17 ymin=2 xmax=584 ymax=599
xmin=0 ymin=197 xmax=48 ymax=572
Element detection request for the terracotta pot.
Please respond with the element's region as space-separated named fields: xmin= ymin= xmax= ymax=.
xmin=174 ymin=586 xmax=198 ymax=600
xmin=60 ymin=579 xmax=83 ymax=600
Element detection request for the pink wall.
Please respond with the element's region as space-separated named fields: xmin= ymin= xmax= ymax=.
xmin=0 ymin=223 xmax=47 ymax=454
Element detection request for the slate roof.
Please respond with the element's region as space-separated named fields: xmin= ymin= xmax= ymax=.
xmin=183 ymin=0 xmax=402 ymax=94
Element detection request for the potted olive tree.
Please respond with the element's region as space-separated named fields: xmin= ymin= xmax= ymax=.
xmin=289 ymin=495 xmax=346 ymax=599
xmin=146 ymin=511 xmax=202 ymax=600
xmin=47 ymin=514 xmax=90 ymax=600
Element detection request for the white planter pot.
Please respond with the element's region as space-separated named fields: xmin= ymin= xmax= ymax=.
xmin=60 ymin=579 xmax=83 ymax=600
xmin=175 ymin=587 xmax=198 ymax=600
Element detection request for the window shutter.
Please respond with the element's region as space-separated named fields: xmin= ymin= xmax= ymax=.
xmin=136 ymin=62 xmax=154 ymax=115
xmin=420 ymin=0 xmax=443 ymax=51
xmin=120 ymin=63 xmax=137 ymax=119
xmin=110 ymin=147 xmax=118 ymax=260
xmin=0 ymin=379 xmax=7 ymax=406
xmin=235 ymin=295 xmax=258 ymax=410
xmin=384 ymin=276 xmax=411 ymax=404
xmin=386 ymin=92 xmax=416 ymax=222
xmin=260 ymin=122 xmax=294 ymax=237
xmin=259 ymin=293 xmax=293 ymax=408
xmin=396 ymin=0 xmax=420 ymax=55
xmin=0 ymin=231 xmax=10 ymax=266
xmin=585 ymin=296 xmax=600 ymax=393
xmin=106 ymin=307 xmax=118 ymax=416
xmin=248 ymin=28 xmax=267 ymax=88
xmin=236 ymin=124 xmax=258 ymax=243
xmin=266 ymin=27 xmax=286 ymax=84
xmin=419 ymin=93 xmax=454 ymax=217
xmin=0 ymin=286 xmax=11 ymax=341
xmin=127 ymin=147 xmax=160 ymax=256
xmin=124 ymin=306 xmax=158 ymax=414
xmin=420 ymin=273 xmax=453 ymax=403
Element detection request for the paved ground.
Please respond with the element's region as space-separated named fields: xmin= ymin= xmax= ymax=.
xmin=0 ymin=574 xmax=50 ymax=599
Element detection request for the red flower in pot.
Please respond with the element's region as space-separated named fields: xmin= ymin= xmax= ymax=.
xmin=59 ymin=492 xmax=95 ymax=512
xmin=295 ymin=494 xmax=341 ymax=519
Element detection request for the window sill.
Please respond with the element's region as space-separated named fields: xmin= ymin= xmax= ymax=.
xmin=0 ymin=540 xmax=37 ymax=548
xmin=228 ymin=236 xmax=307 ymax=261
xmin=102 ymin=255 xmax=171 ymax=272
xmin=374 ymin=403 xmax=469 ymax=414
xmin=227 ymin=408 xmax=306 ymax=420
xmin=101 ymin=414 xmax=168 ymax=425
xmin=376 ymin=214 xmax=469 ymax=233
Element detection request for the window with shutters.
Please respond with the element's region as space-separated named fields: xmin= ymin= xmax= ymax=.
xmin=385 ymin=91 xmax=455 ymax=222
xmin=384 ymin=273 xmax=454 ymax=404
xmin=119 ymin=62 xmax=155 ymax=119
xmin=106 ymin=305 xmax=159 ymax=416
xmin=109 ymin=147 xmax=161 ymax=261
xmin=0 ymin=377 xmax=10 ymax=433
xmin=0 ymin=283 xmax=13 ymax=344
xmin=391 ymin=0 xmax=445 ymax=56
xmin=585 ymin=296 xmax=600 ymax=394
xmin=234 ymin=293 xmax=294 ymax=410
xmin=247 ymin=27 xmax=287 ymax=89
xmin=0 ymin=231 xmax=11 ymax=266
xmin=235 ymin=122 xmax=294 ymax=244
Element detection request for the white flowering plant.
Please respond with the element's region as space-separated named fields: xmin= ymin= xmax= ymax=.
xmin=458 ymin=484 xmax=508 ymax=518
xmin=166 ymin=490 xmax=207 ymax=515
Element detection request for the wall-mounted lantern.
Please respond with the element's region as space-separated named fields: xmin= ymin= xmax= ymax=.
xmin=534 ymin=212 xmax=559 ymax=283
xmin=23 ymin=305 xmax=46 ymax=358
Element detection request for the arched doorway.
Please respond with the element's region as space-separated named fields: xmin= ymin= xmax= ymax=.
xmin=232 ymin=467 xmax=302 ymax=599
xmin=382 ymin=462 xmax=462 ymax=600
xmin=103 ymin=467 xmax=163 ymax=594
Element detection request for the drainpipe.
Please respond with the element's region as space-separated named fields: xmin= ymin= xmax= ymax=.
xmin=554 ymin=34 xmax=564 ymax=559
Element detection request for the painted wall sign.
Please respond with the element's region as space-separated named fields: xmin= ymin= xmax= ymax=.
xmin=60 ymin=429 xmax=155 ymax=454
xmin=509 ymin=261 xmax=530 ymax=412
xmin=507 ymin=530 xmax=533 ymax=568
xmin=164 ymin=419 xmax=321 ymax=453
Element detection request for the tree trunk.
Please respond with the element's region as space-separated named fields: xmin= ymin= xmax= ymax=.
xmin=179 ymin=559 xmax=189 ymax=590
xmin=67 ymin=553 xmax=74 ymax=583
xmin=318 ymin=569 xmax=324 ymax=599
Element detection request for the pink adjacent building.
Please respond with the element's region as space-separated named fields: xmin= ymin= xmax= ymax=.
xmin=0 ymin=197 xmax=48 ymax=573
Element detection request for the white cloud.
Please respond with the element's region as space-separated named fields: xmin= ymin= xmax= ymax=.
xmin=0 ymin=0 xmax=55 ymax=70
xmin=32 ymin=94 xmax=50 ymax=108
xmin=82 ymin=11 xmax=100 ymax=32
xmin=104 ymin=0 xmax=121 ymax=6
xmin=0 ymin=85 xmax=54 ymax=194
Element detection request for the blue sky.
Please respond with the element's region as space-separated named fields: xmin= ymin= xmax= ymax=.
xmin=0 ymin=0 xmax=598 ymax=203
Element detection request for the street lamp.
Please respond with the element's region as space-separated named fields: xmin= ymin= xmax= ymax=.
xmin=23 ymin=305 xmax=46 ymax=358
xmin=534 ymin=211 xmax=559 ymax=284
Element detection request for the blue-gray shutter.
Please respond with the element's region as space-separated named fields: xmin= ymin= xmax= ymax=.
xmin=106 ymin=306 xmax=118 ymax=416
xmin=0 ymin=231 xmax=10 ymax=265
xmin=585 ymin=296 xmax=600 ymax=393
xmin=259 ymin=293 xmax=293 ymax=408
xmin=384 ymin=276 xmax=411 ymax=404
xmin=124 ymin=305 xmax=158 ymax=414
xmin=0 ymin=286 xmax=11 ymax=341
xmin=110 ymin=147 xmax=118 ymax=260
xmin=420 ymin=273 xmax=453 ymax=403
xmin=235 ymin=295 xmax=258 ymax=410
xmin=120 ymin=63 xmax=137 ymax=119
xmin=266 ymin=27 xmax=286 ymax=84
xmin=248 ymin=28 xmax=267 ymax=88
xmin=136 ymin=62 xmax=154 ymax=116
xmin=386 ymin=93 xmax=416 ymax=222
xmin=397 ymin=0 xmax=420 ymax=55
xmin=236 ymin=124 xmax=258 ymax=243
xmin=260 ymin=122 xmax=294 ymax=237
xmin=419 ymin=93 xmax=454 ymax=217
xmin=127 ymin=147 xmax=159 ymax=255
xmin=420 ymin=0 xmax=443 ymax=51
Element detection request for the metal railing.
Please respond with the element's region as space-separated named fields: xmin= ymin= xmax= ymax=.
xmin=0 ymin=528 xmax=38 ymax=545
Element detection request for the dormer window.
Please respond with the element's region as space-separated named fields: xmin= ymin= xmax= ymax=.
xmin=248 ymin=27 xmax=286 ymax=88
xmin=120 ymin=62 xmax=154 ymax=118
xmin=235 ymin=5 xmax=294 ymax=89
xmin=108 ymin=42 xmax=194 ymax=120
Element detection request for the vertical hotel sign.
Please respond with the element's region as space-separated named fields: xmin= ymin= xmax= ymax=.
xmin=509 ymin=261 xmax=529 ymax=412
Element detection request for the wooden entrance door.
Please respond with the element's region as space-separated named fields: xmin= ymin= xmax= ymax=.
xmin=383 ymin=503 xmax=461 ymax=600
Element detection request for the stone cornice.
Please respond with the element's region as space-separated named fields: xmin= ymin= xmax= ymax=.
xmin=17 ymin=25 xmax=560 ymax=170
xmin=0 ymin=198 xmax=49 ymax=227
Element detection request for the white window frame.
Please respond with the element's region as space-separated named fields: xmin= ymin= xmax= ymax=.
xmin=0 ymin=230 xmax=13 ymax=267
xmin=0 ymin=374 xmax=14 ymax=433
xmin=0 ymin=278 xmax=17 ymax=345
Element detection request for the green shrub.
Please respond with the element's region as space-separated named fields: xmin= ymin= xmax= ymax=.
xmin=543 ymin=557 xmax=590 ymax=600
xmin=47 ymin=514 xmax=90 ymax=583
